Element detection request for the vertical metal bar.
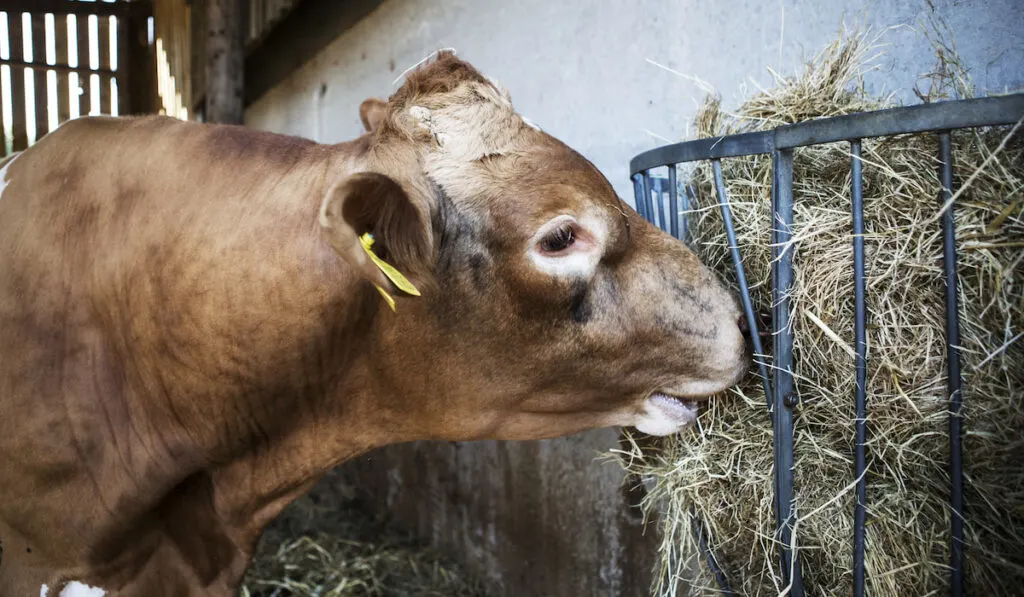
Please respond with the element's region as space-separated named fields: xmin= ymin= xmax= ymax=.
xmin=642 ymin=171 xmax=655 ymax=226
xmin=682 ymin=184 xmax=695 ymax=245
xmin=938 ymin=131 xmax=965 ymax=597
xmin=650 ymin=175 xmax=661 ymax=228
xmin=772 ymin=148 xmax=804 ymax=597
xmin=691 ymin=506 xmax=736 ymax=597
xmin=712 ymin=159 xmax=772 ymax=408
xmin=655 ymin=175 xmax=667 ymax=232
xmin=851 ymin=140 xmax=868 ymax=597
xmin=631 ymin=173 xmax=646 ymax=220
xmin=667 ymin=164 xmax=679 ymax=239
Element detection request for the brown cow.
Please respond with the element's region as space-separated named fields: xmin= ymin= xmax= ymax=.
xmin=0 ymin=53 xmax=748 ymax=596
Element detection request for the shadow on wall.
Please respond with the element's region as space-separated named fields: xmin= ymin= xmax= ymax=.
xmin=330 ymin=431 xmax=662 ymax=597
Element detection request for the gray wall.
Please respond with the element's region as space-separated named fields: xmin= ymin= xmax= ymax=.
xmin=246 ymin=1 xmax=1023 ymax=595
xmin=246 ymin=0 xmax=1023 ymax=203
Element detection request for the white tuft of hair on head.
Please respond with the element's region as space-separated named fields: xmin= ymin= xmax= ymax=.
xmin=392 ymin=48 xmax=459 ymax=86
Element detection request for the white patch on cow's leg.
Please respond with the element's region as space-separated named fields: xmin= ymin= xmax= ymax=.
xmin=59 ymin=581 xmax=105 ymax=597
xmin=40 ymin=585 xmax=49 ymax=597
xmin=0 ymin=153 xmax=19 ymax=201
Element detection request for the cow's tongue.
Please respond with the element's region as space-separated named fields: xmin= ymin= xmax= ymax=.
xmin=648 ymin=393 xmax=700 ymax=425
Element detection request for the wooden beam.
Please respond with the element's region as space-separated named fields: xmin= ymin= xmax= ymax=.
xmin=204 ymin=0 xmax=244 ymax=124
xmin=123 ymin=2 xmax=157 ymax=115
xmin=0 ymin=0 xmax=140 ymax=18
xmin=243 ymin=0 xmax=383 ymax=106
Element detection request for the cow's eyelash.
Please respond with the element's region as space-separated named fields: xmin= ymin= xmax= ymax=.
xmin=540 ymin=223 xmax=575 ymax=253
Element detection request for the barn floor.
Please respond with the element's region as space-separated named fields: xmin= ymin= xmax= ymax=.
xmin=242 ymin=471 xmax=488 ymax=597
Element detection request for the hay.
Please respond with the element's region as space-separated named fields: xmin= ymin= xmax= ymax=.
xmin=615 ymin=29 xmax=1024 ymax=596
xmin=242 ymin=474 xmax=487 ymax=597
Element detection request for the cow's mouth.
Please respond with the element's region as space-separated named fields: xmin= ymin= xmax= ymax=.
xmin=630 ymin=391 xmax=705 ymax=436
xmin=646 ymin=392 xmax=701 ymax=426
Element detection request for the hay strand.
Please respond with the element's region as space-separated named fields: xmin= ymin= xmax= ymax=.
xmin=242 ymin=474 xmax=486 ymax=597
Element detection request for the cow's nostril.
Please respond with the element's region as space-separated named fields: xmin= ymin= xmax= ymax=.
xmin=737 ymin=315 xmax=750 ymax=335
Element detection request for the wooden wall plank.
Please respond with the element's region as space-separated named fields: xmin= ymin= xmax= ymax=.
xmin=9 ymin=12 xmax=28 ymax=151
xmin=30 ymin=13 xmax=49 ymax=138
xmin=116 ymin=12 xmax=129 ymax=116
xmin=76 ymin=13 xmax=91 ymax=116
xmin=0 ymin=12 xmax=9 ymax=154
xmin=98 ymin=14 xmax=111 ymax=114
xmin=0 ymin=2 xmax=155 ymax=146
xmin=54 ymin=13 xmax=71 ymax=123
xmin=0 ymin=14 xmax=6 ymax=154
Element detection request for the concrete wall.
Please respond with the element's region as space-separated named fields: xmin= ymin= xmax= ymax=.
xmin=246 ymin=0 xmax=1022 ymax=203
xmin=246 ymin=1 xmax=1023 ymax=595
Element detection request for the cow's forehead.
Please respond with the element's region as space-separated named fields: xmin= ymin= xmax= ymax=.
xmin=384 ymin=53 xmax=619 ymax=224
xmin=411 ymin=93 xmax=543 ymax=200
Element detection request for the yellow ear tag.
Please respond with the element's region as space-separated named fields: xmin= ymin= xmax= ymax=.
xmin=359 ymin=233 xmax=421 ymax=312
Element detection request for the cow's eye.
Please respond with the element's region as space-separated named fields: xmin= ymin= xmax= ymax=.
xmin=540 ymin=223 xmax=575 ymax=253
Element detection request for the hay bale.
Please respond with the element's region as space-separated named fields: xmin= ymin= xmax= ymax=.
xmin=242 ymin=473 xmax=486 ymax=597
xmin=616 ymin=30 xmax=1023 ymax=596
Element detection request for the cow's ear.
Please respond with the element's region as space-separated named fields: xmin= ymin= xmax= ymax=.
xmin=319 ymin=172 xmax=431 ymax=297
xmin=359 ymin=98 xmax=388 ymax=133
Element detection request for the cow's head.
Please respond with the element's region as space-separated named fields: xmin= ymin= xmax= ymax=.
xmin=320 ymin=52 xmax=749 ymax=441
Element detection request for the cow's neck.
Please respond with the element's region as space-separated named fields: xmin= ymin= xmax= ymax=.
xmin=200 ymin=278 xmax=422 ymax=560
xmin=147 ymin=139 xmax=426 ymax=563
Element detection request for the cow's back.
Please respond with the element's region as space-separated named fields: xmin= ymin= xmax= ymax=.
xmin=0 ymin=116 xmax=350 ymax=596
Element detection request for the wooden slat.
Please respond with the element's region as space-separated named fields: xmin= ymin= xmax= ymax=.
xmin=30 ymin=13 xmax=49 ymax=139
xmin=0 ymin=12 xmax=8 ymax=154
xmin=116 ymin=11 xmax=129 ymax=116
xmin=76 ymin=13 xmax=91 ymax=116
xmin=98 ymin=15 xmax=111 ymax=114
xmin=54 ymin=13 xmax=71 ymax=123
xmin=9 ymin=12 xmax=28 ymax=151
